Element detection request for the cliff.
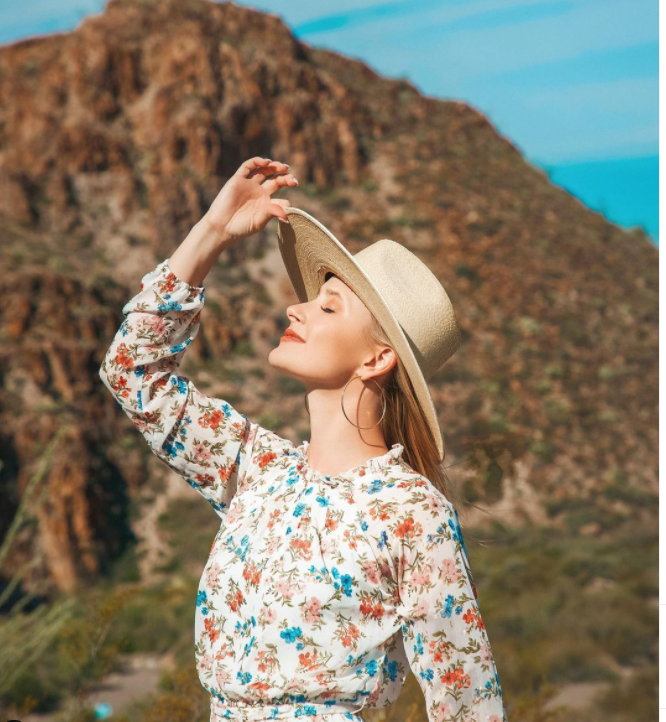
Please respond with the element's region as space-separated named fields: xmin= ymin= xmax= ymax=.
xmin=0 ymin=0 xmax=657 ymax=595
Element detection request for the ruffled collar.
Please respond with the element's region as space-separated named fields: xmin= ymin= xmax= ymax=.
xmin=294 ymin=440 xmax=405 ymax=486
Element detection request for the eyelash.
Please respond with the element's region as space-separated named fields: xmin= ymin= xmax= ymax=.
xmin=321 ymin=306 xmax=334 ymax=313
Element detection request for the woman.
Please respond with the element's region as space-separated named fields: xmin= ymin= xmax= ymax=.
xmin=99 ymin=157 xmax=507 ymax=722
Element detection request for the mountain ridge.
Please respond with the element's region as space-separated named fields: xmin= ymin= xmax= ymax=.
xmin=0 ymin=0 xmax=656 ymax=594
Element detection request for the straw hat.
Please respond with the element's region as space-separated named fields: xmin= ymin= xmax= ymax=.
xmin=276 ymin=206 xmax=461 ymax=462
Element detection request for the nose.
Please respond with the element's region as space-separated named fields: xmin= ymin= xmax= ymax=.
xmin=286 ymin=302 xmax=304 ymax=324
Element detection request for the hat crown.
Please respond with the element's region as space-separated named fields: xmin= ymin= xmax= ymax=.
xmin=352 ymin=239 xmax=461 ymax=379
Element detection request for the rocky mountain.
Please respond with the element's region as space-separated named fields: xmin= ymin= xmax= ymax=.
xmin=0 ymin=0 xmax=657 ymax=595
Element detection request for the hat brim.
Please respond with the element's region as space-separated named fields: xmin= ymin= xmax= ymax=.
xmin=276 ymin=206 xmax=446 ymax=462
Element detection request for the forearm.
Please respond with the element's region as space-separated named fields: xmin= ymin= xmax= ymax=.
xmin=168 ymin=215 xmax=234 ymax=287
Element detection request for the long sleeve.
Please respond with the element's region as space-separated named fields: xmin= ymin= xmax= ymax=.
xmin=394 ymin=491 xmax=507 ymax=722
xmin=98 ymin=257 xmax=259 ymax=520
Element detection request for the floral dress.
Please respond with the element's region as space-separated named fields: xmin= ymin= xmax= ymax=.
xmin=98 ymin=258 xmax=508 ymax=722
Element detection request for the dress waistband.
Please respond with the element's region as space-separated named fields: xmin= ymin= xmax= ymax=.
xmin=210 ymin=694 xmax=364 ymax=721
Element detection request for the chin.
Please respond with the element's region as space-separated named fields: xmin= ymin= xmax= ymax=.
xmin=267 ymin=346 xmax=305 ymax=378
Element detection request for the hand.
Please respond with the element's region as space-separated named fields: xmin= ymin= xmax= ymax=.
xmin=202 ymin=157 xmax=297 ymax=244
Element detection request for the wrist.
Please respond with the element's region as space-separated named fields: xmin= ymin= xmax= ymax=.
xmin=199 ymin=213 xmax=238 ymax=250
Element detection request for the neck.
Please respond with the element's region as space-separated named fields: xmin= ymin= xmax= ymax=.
xmin=304 ymin=384 xmax=388 ymax=477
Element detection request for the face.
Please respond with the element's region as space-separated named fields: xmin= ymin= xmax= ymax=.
xmin=268 ymin=274 xmax=396 ymax=388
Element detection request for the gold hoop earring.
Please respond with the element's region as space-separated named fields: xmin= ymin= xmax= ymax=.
xmin=303 ymin=374 xmax=387 ymax=429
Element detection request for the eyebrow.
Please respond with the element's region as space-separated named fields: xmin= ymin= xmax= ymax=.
xmin=323 ymin=288 xmax=344 ymax=300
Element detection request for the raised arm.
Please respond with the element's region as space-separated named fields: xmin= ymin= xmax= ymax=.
xmin=394 ymin=489 xmax=508 ymax=721
xmin=98 ymin=245 xmax=255 ymax=517
xmin=98 ymin=157 xmax=299 ymax=518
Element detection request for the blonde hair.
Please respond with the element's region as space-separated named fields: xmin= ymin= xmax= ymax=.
xmin=365 ymin=312 xmax=467 ymax=509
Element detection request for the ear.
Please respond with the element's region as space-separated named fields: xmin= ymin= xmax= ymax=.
xmin=360 ymin=345 xmax=397 ymax=380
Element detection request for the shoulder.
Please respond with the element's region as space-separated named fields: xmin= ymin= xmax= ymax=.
xmin=359 ymin=461 xmax=454 ymax=514
xmin=242 ymin=424 xmax=302 ymax=475
xmin=360 ymin=464 xmax=459 ymax=553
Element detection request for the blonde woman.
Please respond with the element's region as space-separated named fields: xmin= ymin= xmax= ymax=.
xmin=99 ymin=157 xmax=507 ymax=722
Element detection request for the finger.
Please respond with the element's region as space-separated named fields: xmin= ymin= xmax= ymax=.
xmin=271 ymin=198 xmax=292 ymax=211
xmin=261 ymin=173 xmax=299 ymax=193
xmin=236 ymin=158 xmax=291 ymax=183
xmin=267 ymin=200 xmax=291 ymax=222
xmin=235 ymin=156 xmax=272 ymax=178
xmin=252 ymin=161 xmax=292 ymax=183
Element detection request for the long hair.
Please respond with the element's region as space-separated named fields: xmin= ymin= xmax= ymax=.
xmin=363 ymin=309 xmax=482 ymax=515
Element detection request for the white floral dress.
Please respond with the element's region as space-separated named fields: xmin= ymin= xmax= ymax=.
xmin=99 ymin=258 xmax=508 ymax=722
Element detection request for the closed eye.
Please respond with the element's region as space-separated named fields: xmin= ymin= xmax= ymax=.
xmin=321 ymin=306 xmax=334 ymax=313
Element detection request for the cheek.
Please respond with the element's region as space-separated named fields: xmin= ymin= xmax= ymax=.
xmin=311 ymin=326 xmax=363 ymax=368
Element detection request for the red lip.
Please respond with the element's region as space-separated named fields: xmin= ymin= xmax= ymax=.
xmin=282 ymin=328 xmax=305 ymax=342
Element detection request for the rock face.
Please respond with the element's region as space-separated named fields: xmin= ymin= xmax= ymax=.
xmin=0 ymin=268 xmax=136 ymax=593
xmin=0 ymin=0 xmax=657 ymax=595
xmin=0 ymin=0 xmax=377 ymax=253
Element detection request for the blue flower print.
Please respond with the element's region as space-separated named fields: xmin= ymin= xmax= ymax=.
xmin=383 ymin=659 xmax=399 ymax=682
xmin=280 ymin=627 xmax=303 ymax=644
xmin=169 ymin=338 xmax=192 ymax=354
xmin=364 ymin=659 xmax=378 ymax=677
xmin=170 ymin=375 xmax=188 ymax=394
xmin=440 ymin=593 xmax=455 ymax=618
xmin=157 ymin=300 xmax=183 ymax=312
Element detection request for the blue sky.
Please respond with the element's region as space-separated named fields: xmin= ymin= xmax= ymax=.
xmin=0 ymin=0 xmax=658 ymax=243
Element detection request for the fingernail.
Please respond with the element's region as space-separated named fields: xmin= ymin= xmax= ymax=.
xmin=278 ymin=217 xmax=289 ymax=224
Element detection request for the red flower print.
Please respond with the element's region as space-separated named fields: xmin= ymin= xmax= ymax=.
xmin=114 ymin=343 xmax=134 ymax=371
xmin=160 ymin=272 xmax=177 ymax=294
xmin=324 ymin=513 xmax=338 ymax=531
xmin=194 ymin=472 xmax=216 ymax=489
xmin=258 ymin=451 xmax=277 ymax=469
xmin=200 ymin=408 xmax=225 ymax=430
xmin=359 ymin=594 xmax=374 ymax=617
xmin=431 ymin=639 xmax=453 ymax=664
xmin=204 ymin=618 xmax=220 ymax=643
xmin=290 ymin=537 xmax=313 ymax=561
xmin=267 ymin=508 xmax=282 ymax=529
xmin=463 ymin=607 xmax=486 ymax=631
xmin=228 ymin=588 xmax=244 ymax=612
xmin=395 ymin=516 xmax=422 ymax=540
xmin=343 ymin=529 xmax=358 ymax=550
xmin=243 ymin=563 xmax=262 ymax=586
xmin=113 ymin=375 xmax=130 ymax=399
xmin=340 ymin=624 xmax=360 ymax=648
xmin=441 ymin=667 xmax=471 ymax=691
xmin=298 ymin=650 xmax=319 ymax=671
